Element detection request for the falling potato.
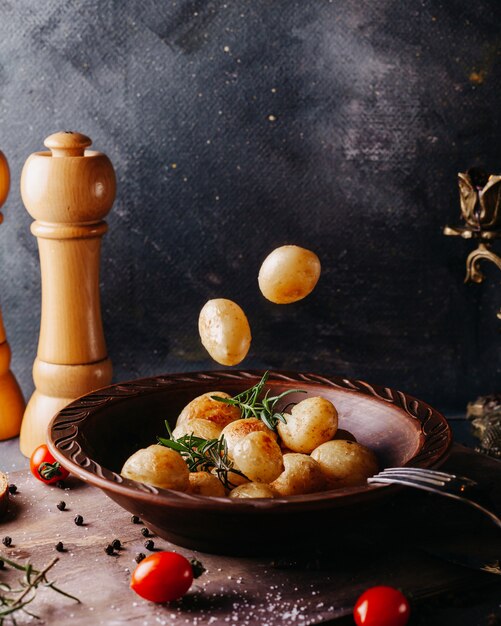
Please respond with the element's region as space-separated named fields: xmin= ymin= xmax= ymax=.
xmin=198 ymin=298 xmax=252 ymax=366
xmin=258 ymin=245 xmax=321 ymax=304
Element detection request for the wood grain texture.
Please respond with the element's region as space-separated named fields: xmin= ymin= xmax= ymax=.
xmin=0 ymin=446 xmax=499 ymax=625
xmin=19 ymin=132 xmax=115 ymax=457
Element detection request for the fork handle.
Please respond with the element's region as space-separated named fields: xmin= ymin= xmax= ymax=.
xmin=368 ymin=476 xmax=501 ymax=530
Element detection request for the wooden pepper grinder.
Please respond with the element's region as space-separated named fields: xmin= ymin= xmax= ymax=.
xmin=19 ymin=132 xmax=115 ymax=456
xmin=0 ymin=150 xmax=26 ymax=440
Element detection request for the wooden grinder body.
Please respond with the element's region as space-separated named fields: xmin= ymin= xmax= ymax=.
xmin=0 ymin=150 xmax=26 ymax=440
xmin=19 ymin=132 xmax=115 ymax=456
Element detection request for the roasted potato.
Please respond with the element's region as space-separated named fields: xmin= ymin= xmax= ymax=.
xmin=270 ymin=453 xmax=325 ymax=496
xmin=177 ymin=391 xmax=240 ymax=428
xmin=172 ymin=417 xmax=224 ymax=441
xmin=121 ymin=444 xmax=190 ymax=492
xmin=188 ymin=472 xmax=226 ymax=497
xmin=311 ymin=440 xmax=379 ymax=488
xmin=258 ymin=245 xmax=321 ymax=304
xmin=277 ymin=396 xmax=338 ymax=454
xmin=224 ymin=469 xmax=250 ymax=487
xmin=232 ymin=431 xmax=284 ymax=483
xmin=229 ymin=482 xmax=276 ymax=499
xmin=221 ymin=418 xmax=277 ymax=459
xmin=198 ymin=299 xmax=252 ymax=366
xmin=173 ymin=391 xmax=241 ymax=439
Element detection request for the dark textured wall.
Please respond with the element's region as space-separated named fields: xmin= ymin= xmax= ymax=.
xmin=0 ymin=0 xmax=500 ymax=414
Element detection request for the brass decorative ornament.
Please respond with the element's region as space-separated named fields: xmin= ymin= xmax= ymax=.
xmin=444 ymin=167 xmax=501 ymax=318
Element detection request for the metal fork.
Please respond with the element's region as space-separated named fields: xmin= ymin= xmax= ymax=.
xmin=368 ymin=467 xmax=501 ymax=530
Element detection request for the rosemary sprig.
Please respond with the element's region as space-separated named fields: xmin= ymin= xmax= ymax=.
xmin=0 ymin=555 xmax=80 ymax=625
xmin=211 ymin=371 xmax=306 ymax=430
xmin=158 ymin=423 xmax=247 ymax=490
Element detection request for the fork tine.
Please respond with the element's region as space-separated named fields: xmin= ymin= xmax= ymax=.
xmin=369 ymin=473 xmax=447 ymax=487
xmin=368 ymin=469 xmax=501 ymax=530
xmin=375 ymin=467 xmax=478 ymax=486
xmin=381 ymin=467 xmax=454 ymax=479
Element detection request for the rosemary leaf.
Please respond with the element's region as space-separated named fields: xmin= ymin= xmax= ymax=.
xmin=44 ymin=582 xmax=81 ymax=604
xmin=212 ymin=371 xmax=306 ymax=430
xmin=157 ymin=429 xmax=247 ymax=489
xmin=0 ymin=555 xmax=80 ymax=624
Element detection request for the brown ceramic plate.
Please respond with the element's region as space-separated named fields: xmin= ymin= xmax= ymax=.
xmin=48 ymin=370 xmax=452 ymax=555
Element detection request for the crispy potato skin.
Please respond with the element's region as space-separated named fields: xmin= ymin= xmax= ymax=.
xmin=258 ymin=245 xmax=321 ymax=304
xmin=221 ymin=418 xmax=277 ymax=459
xmin=188 ymin=472 xmax=226 ymax=497
xmin=229 ymin=482 xmax=276 ymax=499
xmin=198 ymin=299 xmax=251 ymax=366
xmin=172 ymin=417 xmax=224 ymax=440
xmin=125 ymin=384 xmax=378 ymax=499
xmin=270 ymin=453 xmax=325 ymax=496
xmin=311 ymin=440 xmax=379 ymax=488
xmin=121 ymin=445 xmax=190 ymax=491
xmin=173 ymin=391 xmax=241 ymax=439
xmin=178 ymin=391 xmax=241 ymax=428
xmin=233 ymin=431 xmax=284 ymax=483
xmin=277 ymin=396 xmax=338 ymax=454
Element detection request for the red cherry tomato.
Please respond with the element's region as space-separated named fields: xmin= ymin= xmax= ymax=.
xmin=30 ymin=444 xmax=70 ymax=485
xmin=131 ymin=552 xmax=194 ymax=603
xmin=354 ymin=586 xmax=410 ymax=626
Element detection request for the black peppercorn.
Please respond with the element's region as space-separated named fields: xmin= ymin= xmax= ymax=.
xmin=111 ymin=539 xmax=121 ymax=550
xmin=135 ymin=553 xmax=146 ymax=563
xmin=8 ymin=484 xmax=17 ymax=494
xmin=56 ymin=480 xmax=66 ymax=489
xmin=144 ymin=539 xmax=154 ymax=551
xmin=141 ymin=527 xmax=150 ymax=537
xmin=74 ymin=515 xmax=83 ymax=526
xmin=105 ymin=544 xmax=115 ymax=556
xmin=57 ymin=501 xmax=66 ymax=511
xmin=190 ymin=558 xmax=206 ymax=579
xmin=55 ymin=541 xmax=64 ymax=552
xmin=131 ymin=515 xmax=141 ymax=524
xmin=2 ymin=536 xmax=12 ymax=547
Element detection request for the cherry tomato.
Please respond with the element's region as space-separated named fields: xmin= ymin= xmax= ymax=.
xmin=130 ymin=552 xmax=194 ymax=603
xmin=354 ymin=586 xmax=410 ymax=626
xmin=30 ymin=444 xmax=70 ymax=485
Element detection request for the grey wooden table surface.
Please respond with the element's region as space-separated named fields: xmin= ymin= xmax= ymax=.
xmin=1 ymin=418 xmax=500 ymax=626
xmin=0 ymin=437 xmax=28 ymax=470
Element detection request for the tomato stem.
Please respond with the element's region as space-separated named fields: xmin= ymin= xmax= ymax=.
xmin=38 ymin=461 xmax=62 ymax=481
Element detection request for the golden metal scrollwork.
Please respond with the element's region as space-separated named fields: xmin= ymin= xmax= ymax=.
xmin=444 ymin=168 xmax=501 ymax=319
xmin=465 ymin=243 xmax=501 ymax=285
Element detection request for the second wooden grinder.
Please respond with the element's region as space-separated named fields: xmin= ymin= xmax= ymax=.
xmin=19 ymin=131 xmax=115 ymax=457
